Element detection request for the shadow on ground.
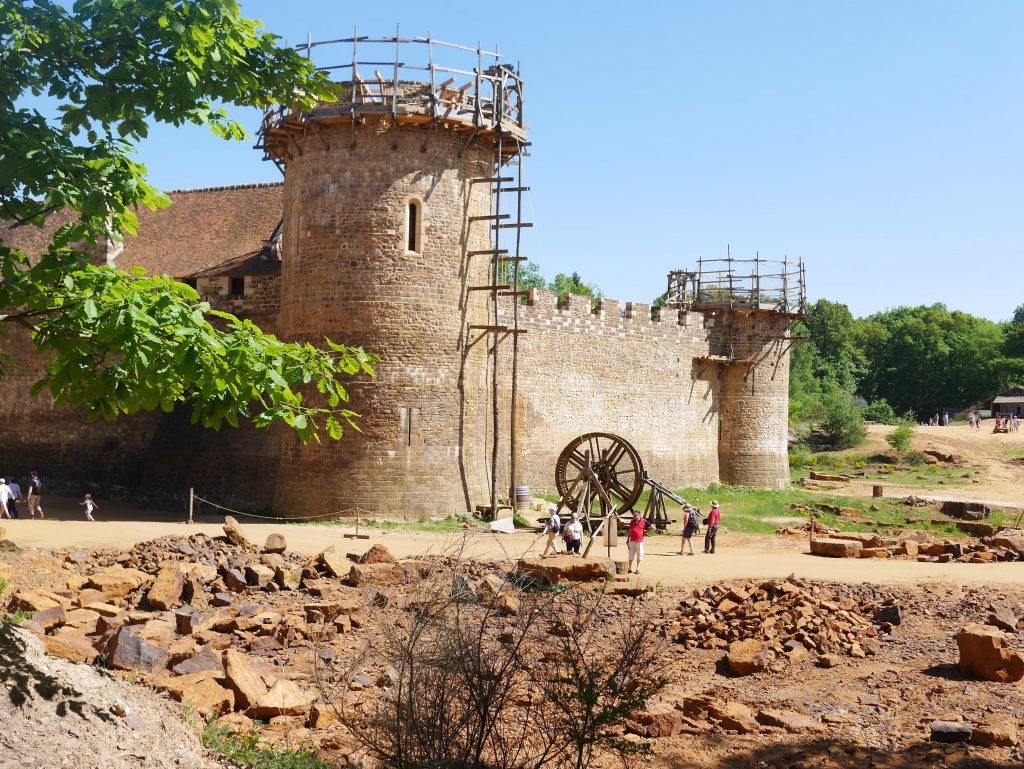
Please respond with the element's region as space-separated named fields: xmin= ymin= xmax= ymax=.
xmin=698 ymin=737 xmax=1021 ymax=769
xmin=0 ymin=622 xmax=107 ymax=720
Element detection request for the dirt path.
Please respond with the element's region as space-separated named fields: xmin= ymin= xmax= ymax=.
xmin=5 ymin=496 xmax=1023 ymax=589
xmin=835 ymin=423 xmax=1024 ymax=508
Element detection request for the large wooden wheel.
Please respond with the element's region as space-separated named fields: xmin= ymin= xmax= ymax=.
xmin=554 ymin=433 xmax=645 ymax=525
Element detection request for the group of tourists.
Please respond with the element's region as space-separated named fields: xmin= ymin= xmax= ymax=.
xmin=994 ymin=415 xmax=1021 ymax=432
xmin=0 ymin=472 xmax=44 ymax=520
xmin=967 ymin=412 xmax=983 ymax=430
xmin=0 ymin=472 xmax=98 ymax=521
xmin=926 ymin=413 xmax=950 ymax=427
xmin=540 ymin=499 xmax=723 ymax=574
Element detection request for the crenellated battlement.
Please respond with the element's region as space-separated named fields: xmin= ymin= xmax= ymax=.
xmin=495 ymin=288 xmax=716 ymax=347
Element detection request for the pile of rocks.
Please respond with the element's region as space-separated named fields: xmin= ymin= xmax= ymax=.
xmin=810 ymin=530 xmax=1024 ymax=562
xmin=659 ymin=578 xmax=897 ymax=669
xmin=2 ymin=517 xmax=443 ymax=738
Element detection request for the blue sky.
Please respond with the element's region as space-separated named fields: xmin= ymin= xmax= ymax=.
xmin=133 ymin=1 xmax=1023 ymax=322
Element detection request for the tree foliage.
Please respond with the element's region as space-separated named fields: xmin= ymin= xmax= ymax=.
xmin=511 ymin=263 xmax=601 ymax=305
xmin=0 ymin=0 xmax=376 ymax=442
xmin=792 ymin=299 xmax=1024 ymax=435
xmin=885 ymin=417 xmax=915 ymax=459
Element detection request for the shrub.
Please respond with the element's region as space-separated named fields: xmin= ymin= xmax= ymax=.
xmin=863 ymin=399 xmax=898 ymax=424
xmin=788 ymin=449 xmax=811 ymax=468
xmin=820 ymin=390 xmax=867 ymax=449
xmin=885 ymin=420 xmax=914 ymax=459
xmin=903 ymin=450 xmax=927 ymax=467
xmin=202 ymin=721 xmax=330 ymax=769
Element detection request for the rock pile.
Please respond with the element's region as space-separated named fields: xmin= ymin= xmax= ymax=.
xmin=659 ymin=578 xmax=896 ymax=666
xmin=802 ymin=530 xmax=1023 ymax=563
xmin=2 ymin=519 xmax=435 ymax=734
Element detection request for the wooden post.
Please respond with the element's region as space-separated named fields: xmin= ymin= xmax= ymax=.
xmin=188 ymin=488 xmax=194 ymax=525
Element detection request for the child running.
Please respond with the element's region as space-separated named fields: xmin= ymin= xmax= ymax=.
xmin=80 ymin=493 xmax=98 ymax=521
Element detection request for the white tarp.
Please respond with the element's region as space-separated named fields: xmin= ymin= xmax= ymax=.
xmin=489 ymin=517 xmax=516 ymax=534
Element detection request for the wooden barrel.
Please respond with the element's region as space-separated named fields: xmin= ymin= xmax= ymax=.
xmin=872 ymin=485 xmax=884 ymax=498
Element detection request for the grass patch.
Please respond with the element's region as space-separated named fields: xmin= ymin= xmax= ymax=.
xmin=540 ymin=484 xmax=1014 ymax=538
xmin=307 ymin=513 xmax=487 ymax=533
xmin=787 ymin=448 xmax=977 ymax=488
xmin=202 ymin=719 xmax=331 ymax=769
xmin=0 ymin=578 xmax=32 ymax=625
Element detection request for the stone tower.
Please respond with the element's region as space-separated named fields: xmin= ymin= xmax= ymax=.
xmin=667 ymin=259 xmax=805 ymax=491
xmin=259 ymin=34 xmax=527 ymax=516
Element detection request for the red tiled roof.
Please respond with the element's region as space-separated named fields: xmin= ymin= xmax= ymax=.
xmin=118 ymin=183 xmax=283 ymax=278
xmin=189 ymin=248 xmax=281 ymax=278
xmin=2 ymin=183 xmax=284 ymax=278
xmin=1 ymin=208 xmax=83 ymax=258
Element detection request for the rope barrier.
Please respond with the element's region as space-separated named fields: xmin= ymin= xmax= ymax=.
xmin=190 ymin=493 xmax=385 ymax=523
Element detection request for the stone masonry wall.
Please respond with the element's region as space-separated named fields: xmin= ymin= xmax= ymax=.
xmin=714 ymin=310 xmax=793 ymax=488
xmin=273 ymin=122 xmax=496 ymax=517
xmin=0 ymin=326 xmax=160 ymax=497
xmin=491 ymin=289 xmax=724 ymax=499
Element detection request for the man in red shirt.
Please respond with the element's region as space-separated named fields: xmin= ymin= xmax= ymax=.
xmin=627 ymin=509 xmax=653 ymax=574
xmin=704 ymin=500 xmax=721 ymax=554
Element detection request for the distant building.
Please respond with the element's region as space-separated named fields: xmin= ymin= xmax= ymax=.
xmin=988 ymin=386 xmax=1024 ymax=418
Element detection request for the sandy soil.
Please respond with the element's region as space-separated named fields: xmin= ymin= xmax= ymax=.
xmin=4 ymin=495 xmax=1022 ymax=590
xmin=839 ymin=423 xmax=1024 ymax=508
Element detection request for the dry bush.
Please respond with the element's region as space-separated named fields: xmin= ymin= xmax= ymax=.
xmin=313 ymin=546 xmax=665 ymax=769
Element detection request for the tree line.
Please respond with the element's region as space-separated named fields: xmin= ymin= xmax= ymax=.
xmin=790 ymin=299 xmax=1024 ymax=446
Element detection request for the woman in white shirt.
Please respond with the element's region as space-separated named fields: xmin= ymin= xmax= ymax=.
xmin=564 ymin=513 xmax=584 ymax=555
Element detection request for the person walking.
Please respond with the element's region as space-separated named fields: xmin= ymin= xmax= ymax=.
xmin=80 ymin=493 xmax=98 ymax=522
xmin=27 ymin=471 xmax=44 ymax=519
xmin=703 ymin=500 xmax=721 ymax=554
xmin=627 ymin=509 xmax=653 ymax=574
xmin=542 ymin=506 xmax=562 ymax=557
xmin=0 ymin=480 xmax=12 ymax=520
xmin=563 ymin=512 xmax=584 ymax=555
xmin=6 ymin=478 xmax=22 ymax=519
xmin=679 ymin=504 xmax=699 ymax=556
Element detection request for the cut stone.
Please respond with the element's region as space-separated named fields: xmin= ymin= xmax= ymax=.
xmin=727 ymin=639 xmax=771 ymax=676
xmin=956 ymin=623 xmax=1024 ymax=682
xmin=146 ymin=565 xmax=185 ymax=611
xmin=810 ymin=538 xmax=862 ymax=558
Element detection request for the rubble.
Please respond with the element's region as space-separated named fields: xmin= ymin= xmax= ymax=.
xmin=661 ymin=578 xmax=895 ymax=658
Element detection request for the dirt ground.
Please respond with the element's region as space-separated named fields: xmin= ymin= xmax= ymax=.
xmin=4 ymin=497 xmax=1022 ymax=590
xmin=840 ymin=423 xmax=1024 ymax=507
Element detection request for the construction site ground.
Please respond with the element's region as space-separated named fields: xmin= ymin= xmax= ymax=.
xmin=0 ymin=421 xmax=1021 ymax=769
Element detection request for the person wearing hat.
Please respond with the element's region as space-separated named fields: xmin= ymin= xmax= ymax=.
xmin=703 ymin=500 xmax=721 ymax=554
xmin=563 ymin=512 xmax=584 ymax=555
xmin=679 ymin=503 xmax=699 ymax=556
xmin=542 ymin=506 xmax=562 ymax=557
xmin=627 ymin=509 xmax=653 ymax=574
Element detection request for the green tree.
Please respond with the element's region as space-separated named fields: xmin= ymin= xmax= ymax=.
xmin=549 ymin=271 xmax=601 ymax=302
xmin=1 ymin=0 xmax=375 ymax=442
xmin=803 ymin=299 xmax=862 ymax=393
xmin=885 ymin=416 xmax=915 ymax=460
xmin=819 ymin=387 xmax=866 ymax=449
xmin=862 ymin=399 xmax=897 ymax=424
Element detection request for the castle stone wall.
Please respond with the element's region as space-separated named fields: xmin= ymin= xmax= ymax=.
xmin=715 ymin=311 xmax=793 ymax=488
xmin=492 ymin=289 xmax=723 ymax=498
xmin=273 ymin=122 xmax=497 ymax=516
